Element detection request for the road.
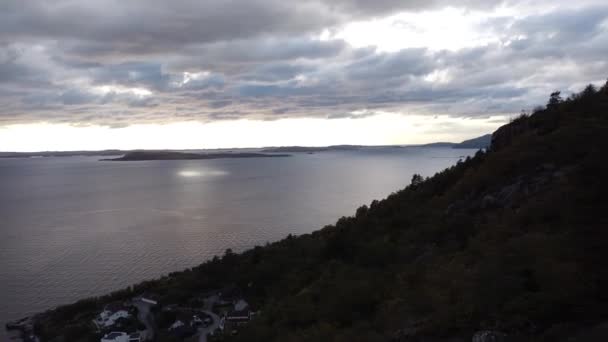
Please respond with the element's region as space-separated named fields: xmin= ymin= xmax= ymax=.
xmin=198 ymin=295 xmax=222 ymax=342
xmin=133 ymin=299 xmax=156 ymax=341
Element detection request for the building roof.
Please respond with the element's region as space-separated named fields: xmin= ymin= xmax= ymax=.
xmin=140 ymin=297 xmax=157 ymax=305
xmin=234 ymin=299 xmax=249 ymax=311
xmin=227 ymin=309 xmax=251 ymax=321
xmin=105 ymin=303 xmax=130 ymax=313
xmin=106 ymin=332 xmax=126 ymax=338
xmin=219 ymin=285 xmax=241 ymax=301
xmin=101 ymin=331 xmax=129 ymax=342
xmin=95 ymin=309 xmax=131 ymax=328
xmin=169 ymin=320 xmax=185 ymax=330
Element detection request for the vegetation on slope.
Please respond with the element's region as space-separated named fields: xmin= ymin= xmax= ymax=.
xmin=452 ymin=134 xmax=492 ymax=149
xmin=34 ymin=81 xmax=608 ymax=341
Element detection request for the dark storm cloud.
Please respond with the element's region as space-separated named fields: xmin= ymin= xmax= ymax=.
xmin=0 ymin=45 xmax=51 ymax=88
xmin=0 ymin=0 xmax=607 ymax=126
xmin=91 ymin=62 xmax=170 ymax=90
xmin=0 ymin=0 xmax=499 ymax=45
xmin=163 ymin=37 xmax=349 ymax=75
xmin=241 ymin=63 xmax=316 ymax=82
xmin=511 ymin=6 xmax=608 ymax=43
xmin=345 ymin=49 xmax=433 ymax=81
xmin=0 ymin=1 xmax=334 ymax=49
xmin=59 ymin=89 xmax=97 ymax=105
xmin=323 ymin=0 xmax=502 ymax=19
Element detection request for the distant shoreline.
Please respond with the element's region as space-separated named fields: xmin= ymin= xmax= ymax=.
xmin=0 ymin=134 xmax=492 ymax=159
xmin=101 ymin=151 xmax=291 ymax=161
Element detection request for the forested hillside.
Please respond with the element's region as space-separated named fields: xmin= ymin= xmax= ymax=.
xmin=35 ymin=81 xmax=608 ymax=341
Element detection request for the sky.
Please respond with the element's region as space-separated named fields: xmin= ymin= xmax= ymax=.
xmin=1 ymin=0 xmax=607 ymax=151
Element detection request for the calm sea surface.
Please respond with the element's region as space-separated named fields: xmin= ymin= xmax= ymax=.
xmin=0 ymin=147 xmax=474 ymax=335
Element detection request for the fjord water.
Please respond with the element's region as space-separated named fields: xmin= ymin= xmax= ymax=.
xmin=0 ymin=148 xmax=474 ymax=330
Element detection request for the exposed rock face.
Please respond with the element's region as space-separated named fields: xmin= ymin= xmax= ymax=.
xmin=472 ymin=330 xmax=507 ymax=342
xmin=445 ymin=165 xmax=570 ymax=216
xmin=480 ymin=194 xmax=498 ymax=209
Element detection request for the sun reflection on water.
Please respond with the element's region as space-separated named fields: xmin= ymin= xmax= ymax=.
xmin=177 ymin=169 xmax=227 ymax=177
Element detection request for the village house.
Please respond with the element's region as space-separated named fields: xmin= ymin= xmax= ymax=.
xmin=139 ymin=297 xmax=157 ymax=306
xmin=192 ymin=314 xmax=203 ymax=326
xmin=128 ymin=332 xmax=142 ymax=342
xmin=100 ymin=331 xmax=141 ymax=342
xmin=169 ymin=320 xmax=185 ymax=330
xmin=168 ymin=318 xmax=197 ymax=338
xmin=233 ymin=299 xmax=248 ymax=311
xmin=218 ymin=285 xmax=242 ymax=304
xmin=94 ymin=304 xmax=132 ymax=329
xmin=226 ymin=298 xmax=252 ymax=323
xmin=226 ymin=308 xmax=251 ymax=324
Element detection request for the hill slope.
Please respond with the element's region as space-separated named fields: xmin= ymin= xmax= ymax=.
xmin=453 ymin=134 xmax=492 ymax=149
xmin=31 ymin=82 xmax=608 ymax=341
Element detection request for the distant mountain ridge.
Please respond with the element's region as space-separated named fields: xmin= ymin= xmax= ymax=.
xmin=261 ymin=145 xmax=362 ymax=153
xmin=1 ymin=135 xmax=491 ymax=159
xmin=263 ymin=134 xmax=492 ymax=153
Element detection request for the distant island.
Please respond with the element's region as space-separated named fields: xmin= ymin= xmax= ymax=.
xmin=1 ymin=135 xmax=491 ymax=160
xmin=0 ymin=150 xmax=125 ymax=159
xmin=261 ymin=145 xmax=363 ymax=153
xmin=263 ymin=134 xmax=492 ymax=153
xmin=102 ymin=151 xmax=291 ymax=161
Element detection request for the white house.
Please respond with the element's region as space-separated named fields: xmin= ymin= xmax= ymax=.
xmin=100 ymin=332 xmax=141 ymax=342
xmin=226 ymin=309 xmax=250 ymax=323
xmin=169 ymin=320 xmax=185 ymax=331
xmin=234 ymin=299 xmax=249 ymax=311
xmin=128 ymin=332 xmax=141 ymax=342
xmin=192 ymin=315 xmax=203 ymax=326
xmin=100 ymin=332 xmax=129 ymax=342
xmin=140 ymin=297 xmax=157 ymax=305
xmin=94 ymin=309 xmax=131 ymax=328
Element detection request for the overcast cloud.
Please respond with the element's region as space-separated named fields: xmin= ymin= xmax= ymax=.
xmin=1 ymin=0 xmax=607 ymax=127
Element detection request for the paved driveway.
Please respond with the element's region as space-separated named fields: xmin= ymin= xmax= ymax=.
xmin=198 ymin=295 xmax=222 ymax=342
xmin=133 ymin=299 xmax=156 ymax=341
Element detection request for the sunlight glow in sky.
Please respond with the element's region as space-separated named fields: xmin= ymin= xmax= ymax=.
xmin=336 ymin=7 xmax=508 ymax=52
xmin=0 ymin=114 xmax=506 ymax=152
xmin=1 ymin=0 xmax=606 ymax=151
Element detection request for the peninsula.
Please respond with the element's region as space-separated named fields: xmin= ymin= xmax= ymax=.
xmin=102 ymin=151 xmax=291 ymax=161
